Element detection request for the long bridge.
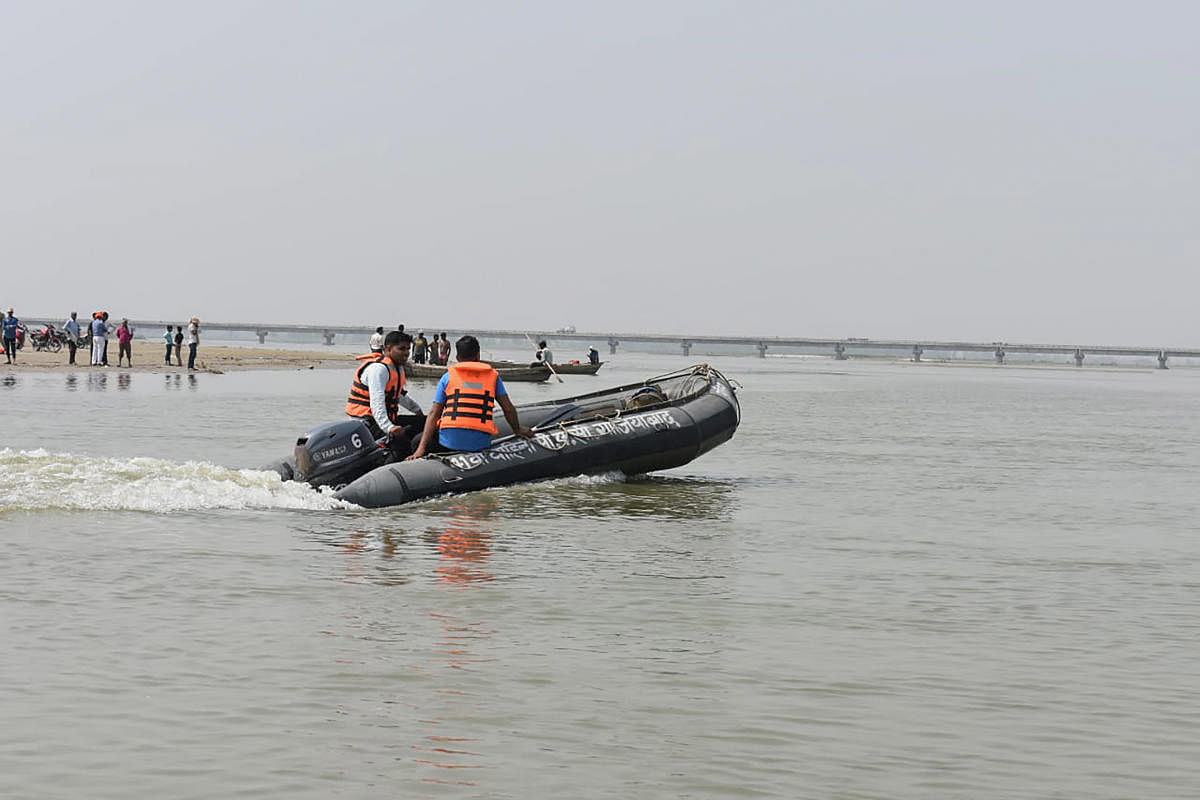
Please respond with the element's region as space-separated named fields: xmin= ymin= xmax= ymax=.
xmin=23 ymin=316 xmax=1200 ymax=368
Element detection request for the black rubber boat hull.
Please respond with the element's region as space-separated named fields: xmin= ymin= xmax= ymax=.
xmin=333 ymin=367 xmax=739 ymax=508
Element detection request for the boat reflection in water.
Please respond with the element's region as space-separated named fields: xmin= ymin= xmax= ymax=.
xmin=409 ymin=495 xmax=498 ymax=785
xmin=469 ymin=474 xmax=739 ymax=523
xmin=424 ymin=495 xmax=497 ymax=586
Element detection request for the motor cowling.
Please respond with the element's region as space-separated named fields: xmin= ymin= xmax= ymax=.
xmin=293 ymin=420 xmax=390 ymax=489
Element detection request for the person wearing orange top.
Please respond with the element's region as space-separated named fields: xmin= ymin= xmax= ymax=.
xmin=347 ymin=330 xmax=424 ymax=457
xmin=407 ymin=335 xmax=533 ymax=459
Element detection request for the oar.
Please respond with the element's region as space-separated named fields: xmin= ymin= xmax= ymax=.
xmin=525 ymin=332 xmax=563 ymax=383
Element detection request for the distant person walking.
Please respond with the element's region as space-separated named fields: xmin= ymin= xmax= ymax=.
xmin=173 ymin=326 xmax=184 ymax=366
xmin=2 ymin=308 xmax=19 ymax=364
xmin=369 ymin=326 xmax=384 ymax=354
xmin=187 ymin=317 xmax=199 ymax=370
xmin=413 ymin=332 xmax=428 ymax=364
xmin=63 ymin=312 xmax=81 ymax=365
xmin=163 ymin=325 xmax=175 ymax=364
xmin=116 ymin=319 xmax=133 ymax=367
xmin=90 ymin=313 xmax=108 ymax=366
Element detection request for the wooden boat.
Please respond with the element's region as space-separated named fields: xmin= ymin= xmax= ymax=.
xmin=404 ymin=361 xmax=552 ymax=383
xmin=549 ymin=360 xmax=603 ymax=375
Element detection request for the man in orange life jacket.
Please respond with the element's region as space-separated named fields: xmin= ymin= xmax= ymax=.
xmin=346 ymin=330 xmax=424 ymax=457
xmin=407 ymin=334 xmax=533 ymax=459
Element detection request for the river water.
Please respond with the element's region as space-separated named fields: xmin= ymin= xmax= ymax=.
xmin=2 ymin=352 xmax=1199 ymax=799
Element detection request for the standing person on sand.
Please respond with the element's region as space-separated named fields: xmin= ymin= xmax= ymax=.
xmin=2 ymin=308 xmax=19 ymax=364
xmin=116 ymin=319 xmax=133 ymax=367
xmin=173 ymin=326 xmax=184 ymax=366
xmin=407 ymin=335 xmax=533 ymax=460
xmin=369 ymin=326 xmax=384 ymax=354
xmin=100 ymin=312 xmax=111 ymax=365
xmin=437 ymin=332 xmax=451 ymax=366
xmin=187 ymin=317 xmax=199 ymax=371
xmin=163 ymin=325 xmax=175 ymax=365
xmin=63 ymin=312 xmax=81 ymax=365
xmin=90 ymin=313 xmax=108 ymax=366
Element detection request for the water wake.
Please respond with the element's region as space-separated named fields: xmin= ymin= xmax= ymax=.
xmin=0 ymin=448 xmax=349 ymax=513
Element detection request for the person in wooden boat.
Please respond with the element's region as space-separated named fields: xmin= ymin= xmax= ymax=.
xmin=587 ymin=346 xmax=600 ymax=366
xmin=346 ymin=330 xmax=424 ymax=458
xmin=536 ymin=339 xmax=554 ymax=366
xmin=407 ymin=334 xmax=534 ymax=460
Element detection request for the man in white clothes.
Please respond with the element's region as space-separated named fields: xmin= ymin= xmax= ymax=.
xmin=187 ymin=317 xmax=199 ymax=370
xmin=346 ymin=331 xmax=424 ymax=458
xmin=90 ymin=314 xmax=107 ymax=366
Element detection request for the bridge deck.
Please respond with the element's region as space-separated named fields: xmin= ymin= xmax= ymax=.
xmin=20 ymin=317 xmax=1200 ymax=360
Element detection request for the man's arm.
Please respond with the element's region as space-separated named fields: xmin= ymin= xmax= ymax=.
xmin=406 ymin=401 xmax=444 ymax=459
xmin=497 ymin=395 xmax=534 ymax=438
xmin=397 ymin=392 xmax=423 ymax=415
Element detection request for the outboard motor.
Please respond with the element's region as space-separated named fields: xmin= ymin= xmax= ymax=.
xmin=293 ymin=420 xmax=390 ymax=489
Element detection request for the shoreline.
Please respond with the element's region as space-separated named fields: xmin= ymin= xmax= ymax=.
xmin=1 ymin=344 xmax=357 ymax=373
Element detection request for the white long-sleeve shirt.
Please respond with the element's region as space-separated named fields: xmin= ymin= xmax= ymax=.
xmin=359 ymin=361 xmax=422 ymax=434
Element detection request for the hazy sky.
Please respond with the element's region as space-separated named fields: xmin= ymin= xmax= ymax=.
xmin=4 ymin=1 xmax=1197 ymax=345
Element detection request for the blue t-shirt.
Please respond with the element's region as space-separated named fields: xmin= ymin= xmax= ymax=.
xmin=1 ymin=316 xmax=18 ymax=338
xmin=434 ymin=370 xmax=508 ymax=451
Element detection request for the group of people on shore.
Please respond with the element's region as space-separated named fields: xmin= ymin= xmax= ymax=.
xmin=1 ymin=307 xmax=201 ymax=369
xmin=368 ymin=325 xmax=451 ymax=365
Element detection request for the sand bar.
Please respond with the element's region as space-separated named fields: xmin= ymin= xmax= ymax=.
xmin=1 ymin=344 xmax=357 ymax=373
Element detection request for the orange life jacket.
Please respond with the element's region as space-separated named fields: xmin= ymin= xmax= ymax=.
xmin=346 ymin=353 xmax=405 ymax=421
xmin=439 ymin=362 xmax=499 ymax=435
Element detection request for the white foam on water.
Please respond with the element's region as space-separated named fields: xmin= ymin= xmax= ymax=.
xmin=486 ymin=470 xmax=629 ymax=495
xmin=0 ymin=448 xmax=352 ymax=513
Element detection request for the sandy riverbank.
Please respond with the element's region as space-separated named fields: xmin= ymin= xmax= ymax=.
xmin=1 ymin=344 xmax=357 ymax=373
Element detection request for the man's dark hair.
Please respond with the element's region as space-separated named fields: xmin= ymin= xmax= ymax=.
xmin=384 ymin=331 xmax=412 ymax=347
xmin=538 ymin=340 xmax=547 ymax=348
xmin=455 ymin=335 xmax=481 ymax=362
xmin=375 ymin=326 xmax=383 ymax=334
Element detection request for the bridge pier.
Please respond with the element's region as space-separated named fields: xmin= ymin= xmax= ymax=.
xmin=1158 ymin=350 xmax=1169 ymax=369
xmin=994 ymin=346 xmax=1005 ymax=365
xmin=256 ymin=329 xmax=269 ymax=345
xmin=681 ymin=339 xmax=692 ymax=356
xmin=912 ymin=344 xmax=923 ymax=362
xmin=756 ymin=341 xmax=768 ymax=358
xmin=323 ymin=330 xmax=336 ymax=346
xmin=834 ymin=342 xmax=847 ymax=360
xmin=608 ymin=337 xmax=619 ymax=355
xmin=1074 ymin=348 xmax=1084 ymax=367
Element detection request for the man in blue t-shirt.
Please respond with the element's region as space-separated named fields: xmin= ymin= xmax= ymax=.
xmin=2 ymin=308 xmax=19 ymax=364
xmin=407 ymin=335 xmax=533 ymax=459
